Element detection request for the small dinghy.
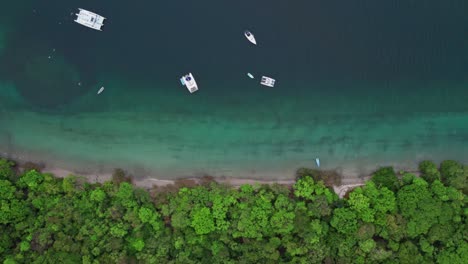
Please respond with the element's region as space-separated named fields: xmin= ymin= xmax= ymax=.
xmin=75 ymin=8 xmax=105 ymax=31
xmin=244 ymin=30 xmax=257 ymax=45
xmin=97 ymin=86 xmax=104 ymax=94
xmin=315 ymin=158 xmax=320 ymax=167
xmin=247 ymin=73 xmax=254 ymax=79
xmin=180 ymin=73 xmax=199 ymax=93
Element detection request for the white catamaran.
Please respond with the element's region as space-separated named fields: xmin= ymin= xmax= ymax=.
xmin=74 ymin=8 xmax=105 ymax=31
xmin=260 ymin=76 xmax=276 ymax=87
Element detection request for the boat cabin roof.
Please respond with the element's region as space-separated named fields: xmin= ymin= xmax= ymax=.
xmin=75 ymin=9 xmax=105 ymax=30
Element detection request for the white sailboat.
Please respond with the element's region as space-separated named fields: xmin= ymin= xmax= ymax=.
xmin=75 ymin=8 xmax=105 ymax=31
xmin=244 ymin=30 xmax=257 ymax=45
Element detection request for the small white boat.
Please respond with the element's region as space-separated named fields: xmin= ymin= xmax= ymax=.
xmin=315 ymin=158 xmax=320 ymax=167
xmin=247 ymin=73 xmax=254 ymax=79
xmin=244 ymin=30 xmax=257 ymax=45
xmin=74 ymin=8 xmax=105 ymax=31
xmin=260 ymin=76 xmax=275 ymax=87
xmin=97 ymin=87 xmax=104 ymax=94
xmin=180 ymin=73 xmax=198 ymax=93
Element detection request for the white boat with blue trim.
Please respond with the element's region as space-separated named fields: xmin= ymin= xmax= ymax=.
xmin=180 ymin=73 xmax=199 ymax=93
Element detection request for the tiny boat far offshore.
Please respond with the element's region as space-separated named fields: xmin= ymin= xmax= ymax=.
xmin=244 ymin=30 xmax=257 ymax=45
xmin=180 ymin=73 xmax=199 ymax=93
xmin=74 ymin=8 xmax=105 ymax=31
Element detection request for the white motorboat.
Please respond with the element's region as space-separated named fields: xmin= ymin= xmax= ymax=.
xmin=180 ymin=73 xmax=199 ymax=93
xmin=260 ymin=76 xmax=275 ymax=87
xmin=315 ymin=158 xmax=320 ymax=167
xmin=247 ymin=73 xmax=254 ymax=79
xmin=75 ymin=8 xmax=105 ymax=31
xmin=244 ymin=30 xmax=257 ymax=45
xmin=97 ymin=87 xmax=104 ymax=94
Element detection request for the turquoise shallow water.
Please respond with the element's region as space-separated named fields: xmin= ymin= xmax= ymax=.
xmin=1 ymin=1 xmax=468 ymax=180
xmin=1 ymin=77 xmax=468 ymax=180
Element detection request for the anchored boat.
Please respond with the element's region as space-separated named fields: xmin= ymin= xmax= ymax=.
xmin=244 ymin=30 xmax=257 ymax=45
xmin=180 ymin=73 xmax=199 ymax=93
xmin=75 ymin=8 xmax=105 ymax=31
xmin=260 ymin=76 xmax=276 ymax=87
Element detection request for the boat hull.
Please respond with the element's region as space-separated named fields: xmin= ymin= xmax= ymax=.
xmin=244 ymin=30 xmax=257 ymax=45
xmin=75 ymin=8 xmax=105 ymax=31
xmin=180 ymin=73 xmax=198 ymax=93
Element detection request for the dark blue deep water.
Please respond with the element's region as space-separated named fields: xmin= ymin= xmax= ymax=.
xmin=0 ymin=0 xmax=468 ymax=179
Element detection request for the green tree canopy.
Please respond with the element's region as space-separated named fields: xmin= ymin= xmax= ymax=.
xmin=371 ymin=167 xmax=399 ymax=192
xmin=0 ymin=159 xmax=466 ymax=263
xmin=419 ymin=160 xmax=441 ymax=183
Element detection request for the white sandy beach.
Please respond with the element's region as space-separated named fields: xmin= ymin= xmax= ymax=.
xmin=19 ymin=157 xmax=376 ymax=198
xmin=42 ymin=165 xmax=376 ymax=198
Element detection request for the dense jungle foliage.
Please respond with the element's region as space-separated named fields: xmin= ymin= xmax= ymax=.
xmin=0 ymin=158 xmax=467 ymax=263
